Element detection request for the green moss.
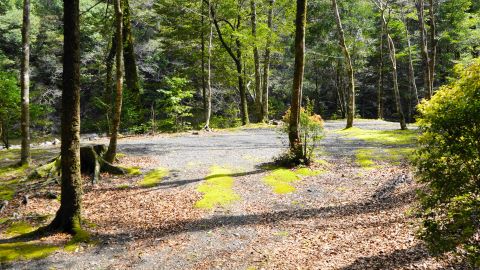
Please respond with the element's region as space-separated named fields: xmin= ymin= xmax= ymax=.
xmin=195 ymin=166 xmax=241 ymax=209
xmin=0 ymin=218 xmax=8 ymax=224
xmin=0 ymin=164 xmax=28 ymax=179
xmin=138 ymin=168 xmax=168 ymax=187
xmin=295 ymin=168 xmax=325 ymax=176
xmin=116 ymin=153 xmax=126 ymax=159
xmin=116 ymin=184 xmax=131 ymax=189
xmin=0 ymin=242 xmax=59 ymax=262
xmin=121 ymin=166 xmax=142 ymax=175
xmin=386 ymin=148 xmax=414 ymax=163
xmin=0 ymin=184 xmax=16 ymax=201
xmin=263 ymin=168 xmax=301 ymax=194
xmin=64 ymin=227 xmax=92 ymax=253
xmin=355 ymin=149 xmax=378 ymax=169
xmin=338 ymin=127 xmax=418 ymax=145
xmin=4 ymin=221 xmax=35 ymax=236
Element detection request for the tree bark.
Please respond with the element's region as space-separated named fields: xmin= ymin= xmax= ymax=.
xmin=416 ymin=0 xmax=432 ymax=99
xmin=251 ymin=0 xmax=262 ymax=122
xmin=205 ymin=2 xmax=213 ymax=129
xmin=47 ymin=0 xmax=83 ymax=234
xmin=122 ymin=0 xmax=140 ymax=98
xmin=104 ymin=34 xmax=116 ymax=136
xmin=20 ymin=0 xmax=31 ymax=165
xmin=377 ymin=18 xmax=384 ymax=119
xmin=428 ymin=0 xmax=436 ymax=94
xmin=289 ymin=0 xmax=307 ymax=157
xmin=105 ymin=0 xmax=124 ymax=163
xmin=261 ymin=0 xmax=274 ymax=123
xmin=401 ymin=8 xmax=420 ymax=105
xmin=381 ymin=9 xmax=407 ymax=130
xmin=331 ymin=0 xmax=355 ymax=129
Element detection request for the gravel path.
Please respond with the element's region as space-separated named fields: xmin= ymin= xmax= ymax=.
xmin=5 ymin=120 xmax=454 ymax=270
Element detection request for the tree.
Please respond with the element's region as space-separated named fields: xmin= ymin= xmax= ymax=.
xmin=0 ymin=72 xmax=20 ymax=150
xmin=20 ymin=0 xmax=31 ymax=165
xmin=416 ymin=0 xmax=433 ymax=99
xmin=251 ymin=0 xmax=262 ymax=122
xmin=331 ymin=0 xmax=355 ymax=129
xmin=105 ymin=0 xmax=124 ymax=163
xmin=289 ymin=0 xmax=307 ymax=158
xmin=201 ymin=0 xmax=213 ymax=130
xmin=261 ymin=0 xmax=275 ymax=123
xmin=46 ymin=0 xmax=83 ymax=234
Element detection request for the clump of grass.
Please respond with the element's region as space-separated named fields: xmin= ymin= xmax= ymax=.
xmin=195 ymin=166 xmax=241 ymax=209
xmin=337 ymin=127 xmax=418 ymax=145
xmin=138 ymin=168 xmax=168 ymax=187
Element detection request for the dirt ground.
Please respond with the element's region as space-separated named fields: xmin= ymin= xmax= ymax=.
xmin=0 ymin=120 xmax=466 ymax=269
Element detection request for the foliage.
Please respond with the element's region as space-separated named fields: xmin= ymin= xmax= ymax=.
xmin=414 ymin=59 xmax=480 ymax=267
xmin=281 ymin=100 xmax=324 ymax=165
xmin=157 ymin=77 xmax=193 ymax=132
xmin=0 ymin=71 xmax=20 ymax=148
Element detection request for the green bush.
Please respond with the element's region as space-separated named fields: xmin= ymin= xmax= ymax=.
xmin=0 ymin=71 xmax=20 ymax=148
xmin=414 ymin=59 xmax=480 ymax=267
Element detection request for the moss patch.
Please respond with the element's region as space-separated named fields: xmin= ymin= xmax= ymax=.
xmin=116 ymin=184 xmax=131 ymax=189
xmin=138 ymin=168 xmax=168 ymax=187
xmin=0 ymin=164 xmax=28 ymax=179
xmin=64 ymin=228 xmax=91 ymax=253
xmin=3 ymin=221 xmax=36 ymax=236
xmin=338 ymin=127 xmax=418 ymax=146
xmin=295 ymin=168 xmax=325 ymax=176
xmin=195 ymin=166 xmax=241 ymax=209
xmin=355 ymin=147 xmax=415 ymax=168
xmin=263 ymin=168 xmax=301 ymax=194
xmin=355 ymin=149 xmax=378 ymax=169
xmin=121 ymin=166 xmax=142 ymax=175
xmin=0 ymin=242 xmax=59 ymax=262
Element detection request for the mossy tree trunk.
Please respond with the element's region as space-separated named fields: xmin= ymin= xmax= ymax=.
xmin=47 ymin=0 xmax=82 ymax=234
xmin=105 ymin=0 xmax=124 ymax=163
xmin=20 ymin=0 xmax=31 ymax=166
xmin=289 ymin=0 xmax=307 ymax=158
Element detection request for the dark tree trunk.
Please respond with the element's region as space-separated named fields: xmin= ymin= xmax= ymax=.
xmin=20 ymin=0 xmax=31 ymax=165
xmin=289 ymin=0 xmax=307 ymax=157
xmin=105 ymin=0 xmax=124 ymax=163
xmin=104 ymin=34 xmax=116 ymax=136
xmin=122 ymin=0 xmax=140 ymax=98
xmin=416 ymin=0 xmax=432 ymax=99
xmin=261 ymin=0 xmax=274 ymax=123
xmin=377 ymin=18 xmax=384 ymax=119
xmin=332 ymin=0 xmax=355 ymax=129
xmin=47 ymin=0 xmax=83 ymax=234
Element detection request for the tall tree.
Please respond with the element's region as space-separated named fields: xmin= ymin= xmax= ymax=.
xmin=46 ymin=0 xmax=83 ymax=234
xmin=375 ymin=1 xmax=407 ymax=130
xmin=122 ymin=0 xmax=140 ymax=98
xmin=400 ymin=5 xmax=420 ymax=105
xmin=210 ymin=2 xmax=249 ymax=125
xmin=289 ymin=0 xmax=307 ymax=157
xmin=331 ymin=0 xmax=355 ymax=129
xmin=377 ymin=16 xmax=384 ymax=119
xmin=261 ymin=0 xmax=274 ymax=123
xmin=20 ymin=0 xmax=31 ymax=165
xmin=427 ymin=0 xmax=436 ymax=93
xmin=203 ymin=0 xmax=213 ymax=129
xmin=105 ymin=0 xmax=124 ymax=163
xmin=251 ymin=0 xmax=262 ymax=122
xmin=416 ymin=0 xmax=432 ymax=99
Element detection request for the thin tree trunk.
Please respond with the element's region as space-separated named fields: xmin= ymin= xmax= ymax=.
xmin=381 ymin=10 xmax=407 ymax=130
xmin=20 ymin=0 xmax=31 ymax=165
xmin=428 ymin=0 xmax=436 ymax=94
xmin=104 ymin=34 xmax=116 ymax=136
xmin=201 ymin=0 xmax=207 ymax=123
xmin=416 ymin=0 xmax=432 ymax=99
xmin=261 ymin=0 xmax=274 ymax=123
xmin=47 ymin=0 xmax=82 ymax=234
xmin=377 ymin=19 xmax=384 ymax=119
xmin=205 ymin=4 xmax=213 ymax=129
xmin=122 ymin=0 xmax=140 ymax=98
xmin=401 ymin=9 xmax=420 ymax=105
xmin=105 ymin=0 xmax=124 ymax=163
xmin=289 ymin=0 xmax=307 ymax=157
xmin=331 ymin=0 xmax=355 ymax=129
xmin=251 ymin=0 xmax=262 ymax=122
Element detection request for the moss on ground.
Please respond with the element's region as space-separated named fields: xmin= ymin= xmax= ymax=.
xmin=355 ymin=149 xmax=378 ymax=169
xmin=263 ymin=167 xmax=324 ymax=194
xmin=355 ymin=147 xmax=415 ymax=169
xmin=337 ymin=127 xmax=418 ymax=146
xmin=116 ymin=184 xmax=131 ymax=189
xmin=0 ymin=242 xmax=59 ymax=262
xmin=3 ymin=221 xmax=36 ymax=236
xmin=121 ymin=166 xmax=142 ymax=175
xmin=138 ymin=168 xmax=168 ymax=187
xmin=295 ymin=168 xmax=325 ymax=176
xmin=0 ymin=164 xmax=28 ymax=179
xmin=195 ymin=166 xmax=240 ymax=209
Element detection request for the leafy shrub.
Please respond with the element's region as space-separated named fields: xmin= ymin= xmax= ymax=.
xmin=157 ymin=77 xmax=193 ymax=132
xmin=280 ymin=100 xmax=324 ymax=165
xmin=414 ymin=59 xmax=480 ymax=267
xmin=0 ymin=71 xmax=20 ymax=148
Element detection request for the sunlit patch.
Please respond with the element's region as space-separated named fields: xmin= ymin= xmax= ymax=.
xmin=195 ymin=166 xmax=240 ymax=209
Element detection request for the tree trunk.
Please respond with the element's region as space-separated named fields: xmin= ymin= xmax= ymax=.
xmin=122 ymin=0 xmax=140 ymax=98
xmin=205 ymin=3 xmax=213 ymax=129
xmin=201 ymin=0 xmax=207 ymax=126
xmin=401 ymin=9 xmax=420 ymax=105
xmin=261 ymin=0 xmax=274 ymax=123
xmin=377 ymin=19 xmax=384 ymax=119
xmin=381 ymin=11 xmax=407 ymax=130
xmin=251 ymin=0 xmax=262 ymax=122
xmin=289 ymin=0 xmax=307 ymax=158
xmin=331 ymin=0 xmax=355 ymax=129
xmin=428 ymin=0 xmax=436 ymax=94
xmin=20 ymin=0 xmax=31 ymax=165
xmin=416 ymin=0 xmax=432 ymax=99
xmin=47 ymin=0 xmax=82 ymax=234
xmin=104 ymin=34 xmax=116 ymax=136
xmin=105 ymin=0 xmax=124 ymax=163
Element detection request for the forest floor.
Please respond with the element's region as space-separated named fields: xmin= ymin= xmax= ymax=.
xmin=0 ymin=120 xmax=463 ymax=269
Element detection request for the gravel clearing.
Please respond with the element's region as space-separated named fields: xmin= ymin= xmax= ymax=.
xmin=2 ymin=120 xmax=464 ymax=269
